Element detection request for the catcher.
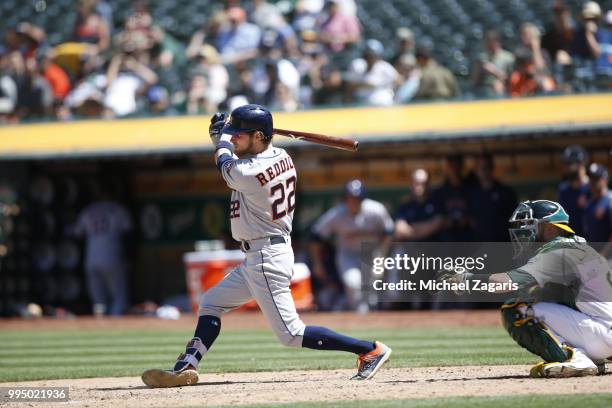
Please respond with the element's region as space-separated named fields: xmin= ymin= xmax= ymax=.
xmin=437 ymin=200 xmax=612 ymax=377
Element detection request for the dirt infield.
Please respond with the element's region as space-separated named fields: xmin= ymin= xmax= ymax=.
xmin=0 ymin=309 xmax=502 ymax=331
xmin=3 ymin=366 xmax=611 ymax=408
xmin=3 ymin=311 xmax=610 ymax=407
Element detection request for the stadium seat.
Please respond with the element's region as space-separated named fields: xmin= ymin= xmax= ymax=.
xmin=2 ymin=0 xmax=610 ymax=93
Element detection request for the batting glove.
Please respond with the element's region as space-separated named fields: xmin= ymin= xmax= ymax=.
xmin=209 ymin=112 xmax=228 ymax=146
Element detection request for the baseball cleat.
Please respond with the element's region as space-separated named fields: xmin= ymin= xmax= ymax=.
xmin=594 ymin=360 xmax=607 ymax=375
xmin=351 ymin=341 xmax=392 ymax=380
xmin=141 ymin=368 xmax=199 ymax=388
xmin=529 ymin=347 xmax=598 ymax=378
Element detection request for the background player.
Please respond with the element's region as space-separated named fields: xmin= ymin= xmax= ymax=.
xmin=557 ymin=145 xmax=590 ymax=237
xmin=437 ymin=200 xmax=612 ymax=377
xmin=71 ymin=184 xmax=132 ymax=316
xmin=141 ymin=104 xmax=391 ymax=387
xmin=309 ymin=180 xmax=394 ymax=312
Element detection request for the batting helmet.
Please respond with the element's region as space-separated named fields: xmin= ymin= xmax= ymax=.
xmin=562 ymin=145 xmax=588 ymax=164
xmin=344 ymin=179 xmax=366 ymax=200
xmin=222 ymin=104 xmax=274 ymax=142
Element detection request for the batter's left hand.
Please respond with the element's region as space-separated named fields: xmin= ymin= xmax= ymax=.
xmin=209 ymin=112 xmax=228 ymax=145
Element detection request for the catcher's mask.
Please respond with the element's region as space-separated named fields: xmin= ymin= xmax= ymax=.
xmin=508 ymin=200 xmax=575 ymax=258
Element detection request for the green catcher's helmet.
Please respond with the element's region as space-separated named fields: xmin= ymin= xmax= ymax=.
xmin=508 ymin=200 xmax=575 ymax=257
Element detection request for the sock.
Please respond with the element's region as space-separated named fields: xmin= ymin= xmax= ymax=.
xmin=174 ymin=315 xmax=221 ymax=371
xmin=194 ymin=315 xmax=221 ymax=349
xmin=302 ymin=325 xmax=375 ymax=355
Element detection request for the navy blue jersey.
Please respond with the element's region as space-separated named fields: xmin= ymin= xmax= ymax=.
xmin=467 ymin=181 xmax=518 ymax=242
xmin=583 ymin=192 xmax=612 ymax=244
xmin=395 ymin=195 xmax=442 ymax=242
xmin=557 ymin=181 xmax=590 ymax=236
xmin=432 ymin=181 xmax=473 ymax=242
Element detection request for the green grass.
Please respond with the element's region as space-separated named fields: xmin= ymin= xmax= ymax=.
xmin=204 ymin=394 xmax=612 ymax=408
xmin=0 ymin=327 xmax=535 ymax=382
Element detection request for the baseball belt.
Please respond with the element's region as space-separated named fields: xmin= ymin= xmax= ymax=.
xmin=240 ymin=235 xmax=287 ymax=252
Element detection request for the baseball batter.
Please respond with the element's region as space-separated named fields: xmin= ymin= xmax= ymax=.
xmin=438 ymin=200 xmax=612 ymax=377
xmin=142 ymin=104 xmax=391 ymax=388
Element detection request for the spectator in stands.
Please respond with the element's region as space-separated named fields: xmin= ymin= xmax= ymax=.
xmin=186 ymin=74 xmax=213 ymax=114
xmin=291 ymin=0 xmax=323 ymax=35
xmin=8 ymin=50 xmax=53 ymax=120
xmin=516 ymin=23 xmax=548 ymax=71
xmin=187 ymin=45 xmax=229 ymax=114
xmin=16 ymin=22 xmax=47 ymax=61
xmin=245 ymin=38 xmax=300 ymax=111
xmin=104 ymin=51 xmax=158 ymax=117
xmin=345 ymin=39 xmax=398 ymax=106
xmin=186 ymin=12 xmax=227 ymax=60
xmin=391 ymin=27 xmax=416 ymax=67
xmin=149 ymin=31 xmax=185 ymax=112
xmin=215 ymin=6 xmax=261 ymax=64
xmin=0 ymin=62 xmax=18 ymax=122
xmin=542 ymin=1 xmax=575 ymax=65
xmin=259 ymin=14 xmax=300 ymax=59
xmin=571 ymin=1 xmax=603 ymax=61
xmin=318 ymin=0 xmax=361 ymax=53
xmin=72 ymin=0 xmax=110 ymax=53
xmin=558 ymin=145 xmax=590 ymax=236
xmin=472 ymin=30 xmax=515 ymax=97
xmin=150 ymin=26 xmax=187 ymax=69
xmin=335 ymin=0 xmax=358 ymax=16
xmin=596 ymin=10 xmax=612 ymax=76
xmin=38 ymin=48 xmax=71 ymax=104
xmin=3 ymin=28 xmax=22 ymax=55
xmin=394 ymin=168 xmax=444 ymax=242
xmin=433 ymin=154 xmax=474 ymax=242
xmin=296 ymin=35 xmax=329 ymax=107
xmin=60 ymin=54 xmax=106 ymax=119
xmin=93 ymin=0 xmax=114 ymax=36
xmin=226 ymin=60 xmax=258 ymax=105
xmin=583 ymin=163 xmax=612 ymax=259
xmin=116 ymin=0 xmax=158 ymax=57
xmin=249 ymin=0 xmax=283 ymax=29
xmin=509 ymin=49 xmax=556 ymax=97
xmin=312 ymin=63 xmax=345 ymax=105
xmin=414 ymin=47 xmax=460 ymax=100
xmin=394 ymin=53 xmax=421 ymax=104
xmin=467 ymin=152 xmax=518 ymax=242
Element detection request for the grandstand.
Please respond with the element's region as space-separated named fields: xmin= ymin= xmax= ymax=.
xmin=0 ymin=0 xmax=610 ymax=114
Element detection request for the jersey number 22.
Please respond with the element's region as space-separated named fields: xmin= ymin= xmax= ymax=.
xmin=270 ymin=176 xmax=296 ymax=220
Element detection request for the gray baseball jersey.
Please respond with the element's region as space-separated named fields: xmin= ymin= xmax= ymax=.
xmin=201 ymin=143 xmax=306 ymax=347
xmin=312 ymin=198 xmax=395 ymax=255
xmin=512 ymin=236 xmax=612 ymax=326
xmin=219 ymin=146 xmax=296 ymax=241
xmin=73 ymin=200 xmax=132 ymax=269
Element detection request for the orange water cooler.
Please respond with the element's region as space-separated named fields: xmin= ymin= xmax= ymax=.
xmin=183 ymin=250 xmax=313 ymax=312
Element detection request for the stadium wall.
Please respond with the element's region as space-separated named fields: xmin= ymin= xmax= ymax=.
xmin=1 ymin=95 xmax=611 ymax=309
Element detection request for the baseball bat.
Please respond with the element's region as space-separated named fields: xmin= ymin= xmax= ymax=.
xmin=273 ymin=128 xmax=359 ymax=152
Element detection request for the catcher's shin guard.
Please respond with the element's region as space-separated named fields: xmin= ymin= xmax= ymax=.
xmin=501 ymin=299 xmax=569 ymax=363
